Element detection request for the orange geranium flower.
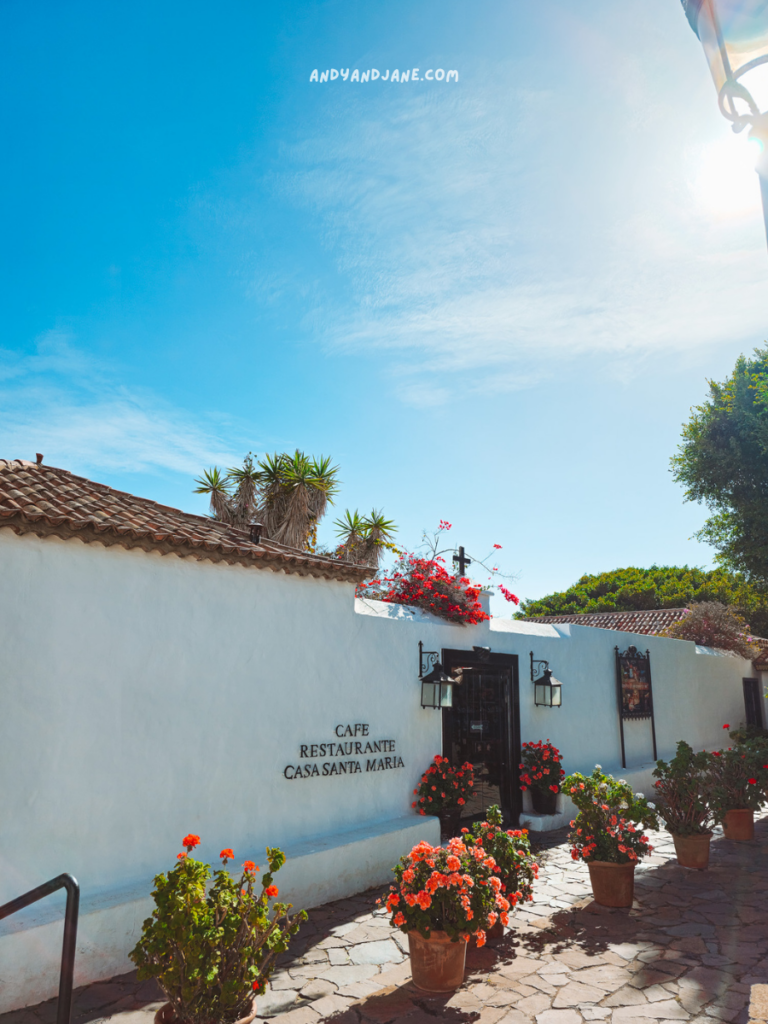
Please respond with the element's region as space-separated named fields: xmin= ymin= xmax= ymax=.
xmin=182 ymin=834 xmax=201 ymax=850
xmin=220 ymin=849 xmax=234 ymax=861
xmin=265 ymin=885 xmax=279 ymax=897
xmin=243 ymin=860 xmax=257 ymax=873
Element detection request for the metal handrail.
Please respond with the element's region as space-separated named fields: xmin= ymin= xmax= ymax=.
xmin=0 ymin=874 xmax=80 ymax=1024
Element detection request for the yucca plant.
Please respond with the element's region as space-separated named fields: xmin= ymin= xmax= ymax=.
xmin=195 ymin=450 xmax=340 ymax=551
xmin=194 ymin=467 xmax=234 ymax=522
xmin=259 ymin=451 xmax=339 ymax=550
xmin=335 ymin=509 xmax=397 ymax=568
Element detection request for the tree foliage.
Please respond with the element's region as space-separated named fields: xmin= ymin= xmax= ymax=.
xmin=516 ymin=564 xmax=768 ymax=635
xmin=671 ymin=345 xmax=768 ymax=584
xmin=659 ymin=601 xmax=757 ymax=658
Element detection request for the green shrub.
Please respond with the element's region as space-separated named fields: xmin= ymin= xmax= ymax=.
xmin=652 ymin=741 xmax=714 ymax=836
xmin=130 ymin=835 xmax=306 ymax=1024
xmin=564 ymin=767 xmax=658 ymax=865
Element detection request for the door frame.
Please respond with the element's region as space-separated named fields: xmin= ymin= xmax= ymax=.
xmin=440 ymin=648 xmax=521 ymax=825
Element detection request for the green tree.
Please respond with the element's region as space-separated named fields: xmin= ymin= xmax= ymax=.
xmin=516 ymin=565 xmax=768 ymax=636
xmin=671 ymin=345 xmax=768 ymax=584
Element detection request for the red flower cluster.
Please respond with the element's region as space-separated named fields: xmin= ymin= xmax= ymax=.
xmin=413 ymin=755 xmax=476 ymax=815
xmin=182 ymin=834 xmax=201 ymax=851
xmin=380 ymin=836 xmax=511 ymax=943
xmin=519 ymin=740 xmax=565 ymax=795
xmin=359 ymin=552 xmax=489 ymax=625
xmin=569 ymin=814 xmax=652 ymax=864
xmin=498 ymin=585 xmax=520 ymax=605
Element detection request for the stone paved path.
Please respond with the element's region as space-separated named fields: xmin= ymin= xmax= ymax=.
xmin=3 ymin=814 xmax=767 ymax=1024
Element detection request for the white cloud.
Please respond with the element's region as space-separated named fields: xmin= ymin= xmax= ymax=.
xmin=0 ymin=336 xmax=246 ymax=477
xmin=270 ymin=39 xmax=768 ymax=405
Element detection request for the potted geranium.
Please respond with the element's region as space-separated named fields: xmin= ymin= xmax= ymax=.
xmin=519 ymin=739 xmax=565 ymax=815
xmin=412 ymin=755 xmax=476 ymax=837
xmin=708 ymin=728 xmax=767 ymax=841
xmin=564 ymin=767 xmax=658 ymax=907
xmin=380 ymin=836 xmax=508 ymax=992
xmin=464 ymin=805 xmax=538 ymax=938
xmin=652 ymin=741 xmax=715 ymax=869
xmin=130 ymin=835 xmax=306 ymax=1024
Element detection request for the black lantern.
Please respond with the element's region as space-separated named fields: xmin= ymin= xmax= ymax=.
xmin=681 ymin=0 xmax=768 ymax=240
xmin=418 ymin=641 xmax=454 ymax=709
xmin=530 ymin=652 xmax=563 ymax=708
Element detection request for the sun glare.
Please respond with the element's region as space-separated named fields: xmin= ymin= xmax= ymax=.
xmin=692 ymin=133 xmax=763 ymax=220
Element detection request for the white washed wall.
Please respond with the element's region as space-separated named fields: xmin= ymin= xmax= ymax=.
xmin=0 ymin=530 xmax=755 ymax=1009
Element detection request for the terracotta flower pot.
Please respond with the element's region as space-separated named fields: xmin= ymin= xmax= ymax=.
xmin=587 ymin=860 xmax=636 ymax=908
xmin=408 ymin=929 xmax=467 ymax=992
xmin=154 ymin=998 xmax=258 ymax=1024
xmin=672 ymin=832 xmax=712 ymax=870
xmin=723 ymin=808 xmax=754 ymax=841
xmin=439 ymin=806 xmax=462 ymax=839
xmin=531 ymin=788 xmax=558 ymax=815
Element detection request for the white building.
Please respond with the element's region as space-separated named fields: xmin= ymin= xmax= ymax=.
xmin=0 ymin=458 xmax=761 ymax=1010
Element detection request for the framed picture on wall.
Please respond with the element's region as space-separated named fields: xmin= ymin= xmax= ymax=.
xmin=614 ymin=645 xmax=657 ymax=768
xmin=618 ymin=654 xmax=652 ymax=717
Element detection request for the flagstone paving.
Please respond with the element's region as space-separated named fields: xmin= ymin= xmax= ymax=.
xmin=3 ymin=814 xmax=768 ymax=1024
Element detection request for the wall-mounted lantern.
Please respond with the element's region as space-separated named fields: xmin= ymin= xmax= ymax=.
xmin=418 ymin=641 xmax=455 ymax=709
xmin=680 ymin=0 xmax=768 ymax=244
xmin=530 ymin=651 xmax=563 ymax=708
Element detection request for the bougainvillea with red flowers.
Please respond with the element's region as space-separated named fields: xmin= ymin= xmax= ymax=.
xmin=519 ymin=740 xmax=566 ymax=796
xmin=360 ymin=551 xmax=489 ymax=624
xmin=564 ymin=768 xmax=659 ymax=865
xmin=412 ymin=755 xmax=476 ymax=815
xmin=379 ymin=836 xmax=511 ymax=945
xmin=357 ymin=522 xmax=518 ymax=625
xmin=130 ymin=836 xmax=307 ymax=1024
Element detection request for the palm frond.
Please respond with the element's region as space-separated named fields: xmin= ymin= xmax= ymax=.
xmin=193 ymin=467 xmax=233 ymax=522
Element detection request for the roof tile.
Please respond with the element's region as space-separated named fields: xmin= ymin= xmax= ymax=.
xmin=0 ymin=459 xmax=369 ymax=584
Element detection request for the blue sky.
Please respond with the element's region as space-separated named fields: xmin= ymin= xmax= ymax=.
xmin=1 ymin=0 xmax=766 ymax=610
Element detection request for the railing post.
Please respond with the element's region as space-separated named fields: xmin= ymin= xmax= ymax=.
xmin=0 ymin=873 xmax=80 ymax=1024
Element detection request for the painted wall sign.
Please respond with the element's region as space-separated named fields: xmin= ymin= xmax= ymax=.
xmin=283 ymin=723 xmax=405 ymax=780
xmin=614 ymin=646 xmax=658 ymax=769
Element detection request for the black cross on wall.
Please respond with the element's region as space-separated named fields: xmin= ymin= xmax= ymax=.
xmin=453 ymin=546 xmax=472 ymax=575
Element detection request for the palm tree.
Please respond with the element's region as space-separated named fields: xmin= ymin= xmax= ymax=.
xmin=256 ymin=451 xmax=340 ymax=550
xmin=334 ymin=509 xmax=367 ymax=563
xmin=195 ymin=452 xmax=394 ymax=560
xmin=334 ymin=508 xmax=397 ymax=568
xmin=194 ymin=467 xmax=234 ymax=522
xmin=227 ymin=453 xmax=260 ymax=526
xmin=363 ymin=509 xmax=397 ymax=564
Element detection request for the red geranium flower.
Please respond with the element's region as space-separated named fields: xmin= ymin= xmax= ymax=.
xmin=220 ymin=848 xmax=234 ymax=862
xmin=182 ymin=834 xmax=201 ymax=850
xmin=265 ymin=884 xmax=279 ymax=897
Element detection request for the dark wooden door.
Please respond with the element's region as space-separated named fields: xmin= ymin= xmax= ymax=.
xmin=743 ymin=677 xmax=764 ymax=729
xmin=442 ymin=651 xmax=520 ymax=825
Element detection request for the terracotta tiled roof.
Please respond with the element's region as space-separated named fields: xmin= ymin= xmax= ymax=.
xmin=0 ymin=459 xmax=369 ymax=583
xmin=524 ymin=608 xmax=689 ymax=635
